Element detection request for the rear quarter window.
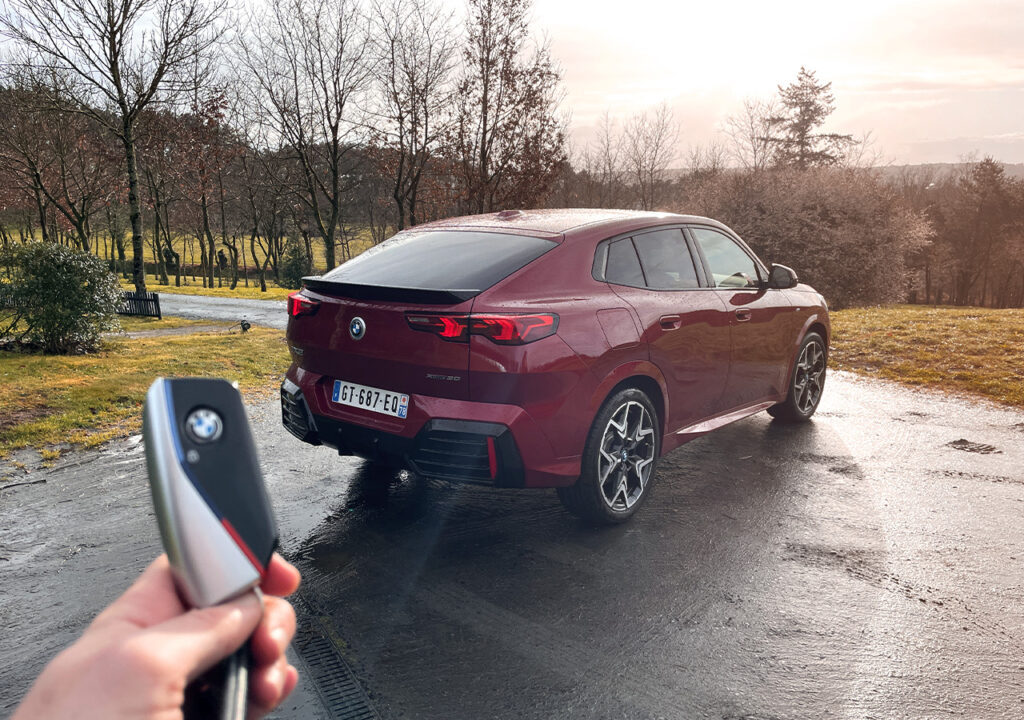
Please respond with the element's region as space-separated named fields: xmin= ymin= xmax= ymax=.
xmin=604 ymin=238 xmax=645 ymax=287
xmin=322 ymin=231 xmax=557 ymax=292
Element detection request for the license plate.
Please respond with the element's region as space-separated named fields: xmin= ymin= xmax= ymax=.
xmin=332 ymin=380 xmax=409 ymax=419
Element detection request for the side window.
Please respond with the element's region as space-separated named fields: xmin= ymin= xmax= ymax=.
xmin=604 ymin=238 xmax=645 ymax=287
xmin=633 ymin=228 xmax=700 ymax=290
xmin=691 ymin=227 xmax=761 ymax=288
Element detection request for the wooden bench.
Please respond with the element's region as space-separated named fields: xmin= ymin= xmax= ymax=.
xmin=119 ymin=291 xmax=161 ymax=319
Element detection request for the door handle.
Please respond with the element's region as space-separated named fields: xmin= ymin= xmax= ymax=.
xmin=735 ymin=309 xmax=752 ymax=322
xmin=659 ymin=314 xmax=682 ymax=330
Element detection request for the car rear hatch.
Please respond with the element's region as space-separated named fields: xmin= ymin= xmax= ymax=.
xmin=287 ymin=229 xmax=559 ymax=403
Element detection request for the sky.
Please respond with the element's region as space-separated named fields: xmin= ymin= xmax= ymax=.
xmin=521 ymin=0 xmax=1024 ymax=165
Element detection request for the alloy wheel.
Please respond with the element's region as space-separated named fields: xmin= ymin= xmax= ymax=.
xmin=793 ymin=339 xmax=826 ymax=414
xmin=598 ymin=401 xmax=656 ymax=511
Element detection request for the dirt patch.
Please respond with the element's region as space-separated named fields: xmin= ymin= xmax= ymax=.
xmin=0 ymin=406 xmax=53 ymax=433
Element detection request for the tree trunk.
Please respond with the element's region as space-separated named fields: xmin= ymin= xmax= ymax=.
xmin=31 ymin=176 xmax=49 ymax=243
xmin=153 ymin=208 xmax=168 ymax=284
xmin=322 ymin=231 xmax=335 ymax=270
xmin=122 ymin=125 xmax=147 ymax=293
xmin=201 ymin=192 xmax=216 ymax=289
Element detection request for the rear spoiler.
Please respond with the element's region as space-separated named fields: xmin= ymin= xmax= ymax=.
xmin=301 ymin=277 xmax=478 ymax=305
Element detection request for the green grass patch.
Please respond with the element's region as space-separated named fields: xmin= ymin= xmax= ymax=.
xmin=0 ymin=319 xmax=289 ymax=459
xmin=830 ymin=305 xmax=1024 ymax=407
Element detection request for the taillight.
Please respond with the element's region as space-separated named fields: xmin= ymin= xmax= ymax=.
xmin=469 ymin=314 xmax=558 ymax=344
xmin=287 ymin=291 xmax=320 ymax=317
xmin=405 ymin=313 xmax=470 ymax=341
xmin=406 ymin=313 xmax=558 ymax=345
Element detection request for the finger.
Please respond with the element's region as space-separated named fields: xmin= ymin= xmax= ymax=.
xmin=139 ymin=591 xmax=264 ymax=679
xmin=249 ymin=596 xmax=296 ymax=667
xmin=248 ymin=656 xmax=299 ymax=720
xmin=90 ymin=555 xmax=188 ymax=633
xmin=259 ymin=554 xmax=301 ymax=597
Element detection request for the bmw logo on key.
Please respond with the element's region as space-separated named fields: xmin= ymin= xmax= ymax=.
xmin=185 ymin=408 xmax=223 ymax=443
xmin=349 ymin=316 xmax=366 ymax=341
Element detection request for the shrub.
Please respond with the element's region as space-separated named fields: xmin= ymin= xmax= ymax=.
xmin=279 ymin=239 xmax=312 ymax=289
xmin=676 ymin=167 xmax=932 ymax=308
xmin=0 ymin=243 xmax=122 ymax=354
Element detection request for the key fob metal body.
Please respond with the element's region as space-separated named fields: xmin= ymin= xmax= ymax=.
xmin=143 ymin=377 xmax=278 ymax=607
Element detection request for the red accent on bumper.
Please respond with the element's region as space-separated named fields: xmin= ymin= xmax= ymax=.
xmin=487 ymin=436 xmax=498 ymax=479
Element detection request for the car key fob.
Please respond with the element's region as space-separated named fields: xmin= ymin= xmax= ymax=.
xmin=143 ymin=377 xmax=278 ymax=720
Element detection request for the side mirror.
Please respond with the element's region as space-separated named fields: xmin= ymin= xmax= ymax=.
xmin=767 ymin=263 xmax=799 ymax=289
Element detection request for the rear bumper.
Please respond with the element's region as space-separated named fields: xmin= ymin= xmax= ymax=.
xmin=281 ymin=374 xmax=578 ymax=488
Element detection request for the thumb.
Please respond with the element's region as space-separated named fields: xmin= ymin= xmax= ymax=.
xmin=140 ymin=591 xmax=264 ymax=680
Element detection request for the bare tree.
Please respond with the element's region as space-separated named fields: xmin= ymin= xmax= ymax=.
xmin=622 ymin=103 xmax=678 ymax=210
xmin=452 ymin=0 xmax=566 ymax=214
xmin=1 ymin=0 xmax=225 ymax=291
xmin=0 ymin=80 xmax=54 ymax=242
xmin=593 ymin=110 xmax=624 ymax=208
xmin=724 ymin=97 xmax=779 ymax=172
xmin=240 ymin=0 xmax=371 ymax=270
xmin=0 ymin=72 xmax=120 ymax=252
xmin=369 ymin=0 xmax=456 ymax=230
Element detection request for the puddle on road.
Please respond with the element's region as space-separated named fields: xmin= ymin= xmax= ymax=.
xmin=945 ymin=438 xmax=1002 ymax=454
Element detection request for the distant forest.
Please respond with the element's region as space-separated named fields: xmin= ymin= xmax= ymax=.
xmin=1 ymin=0 xmax=1021 ymax=308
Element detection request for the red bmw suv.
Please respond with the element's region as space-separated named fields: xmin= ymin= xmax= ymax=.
xmin=281 ymin=209 xmax=829 ymax=523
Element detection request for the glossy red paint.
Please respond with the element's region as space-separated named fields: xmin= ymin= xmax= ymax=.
xmin=282 ymin=209 xmax=829 ymax=488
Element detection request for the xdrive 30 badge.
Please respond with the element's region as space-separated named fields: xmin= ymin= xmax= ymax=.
xmin=349 ymin=316 xmax=366 ymax=340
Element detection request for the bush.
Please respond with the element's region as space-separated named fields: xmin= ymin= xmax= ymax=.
xmin=279 ymin=239 xmax=312 ymax=289
xmin=676 ymin=167 xmax=932 ymax=308
xmin=0 ymin=243 xmax=122 ymax=354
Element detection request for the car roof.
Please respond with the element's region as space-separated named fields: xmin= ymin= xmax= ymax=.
xmin=414 ymin=208 xmax=733 ymax=242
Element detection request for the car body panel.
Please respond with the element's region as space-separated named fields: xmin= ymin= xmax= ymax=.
xmin=282 ymin=209 xmax=829 ymax=490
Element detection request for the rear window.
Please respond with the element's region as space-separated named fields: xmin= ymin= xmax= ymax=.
xmin=321 ymin=231 xmax=556 ymax=292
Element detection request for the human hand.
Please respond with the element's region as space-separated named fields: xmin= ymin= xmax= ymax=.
xmin=12 ymin=553 xmax=302 ymax=720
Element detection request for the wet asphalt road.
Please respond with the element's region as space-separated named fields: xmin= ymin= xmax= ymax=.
xmin=2 ymin=371 xmax=1023 ymax=719
xmin=158 ymin=293 xmax=287 ymax=329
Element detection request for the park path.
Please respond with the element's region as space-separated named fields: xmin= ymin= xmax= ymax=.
xmin=157 ymin=292 xmax=287 ymax=329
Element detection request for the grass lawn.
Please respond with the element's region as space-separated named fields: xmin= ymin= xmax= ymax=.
xmin=118 ymin=275 xmax=294 ymax=301
xmin=830 ymin=305 xmax=1024 ymax=408
xmin=116 ymin=315 xmax=218 ymax=331
xmin=0 ymin=317 xmax=290 ymax=465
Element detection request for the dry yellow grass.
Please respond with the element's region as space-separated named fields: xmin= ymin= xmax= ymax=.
xmin=829 ymin=305 xmax=1024 ymax=408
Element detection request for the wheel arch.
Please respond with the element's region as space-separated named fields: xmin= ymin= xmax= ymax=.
xmin=806 ymin=320 xmax=829 ymax=349
xmin=588 ymin=362 xmax=668 ymax=436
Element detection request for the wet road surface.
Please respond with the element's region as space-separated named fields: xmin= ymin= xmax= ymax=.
xmin=158 ymin=293 xmax=287 ymax=329
xmin=2 ymin=372 xmax=1023 ymax=719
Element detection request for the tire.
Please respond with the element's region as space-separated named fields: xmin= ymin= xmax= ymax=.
xmin=557 ymin=387 xmax=661 ymax=524
xmin=767 ymin=331 xmax=827 ymax=422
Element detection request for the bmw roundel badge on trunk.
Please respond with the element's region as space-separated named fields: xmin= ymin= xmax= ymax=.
xmin=349 ymin=316 xmax=366 ymax=340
